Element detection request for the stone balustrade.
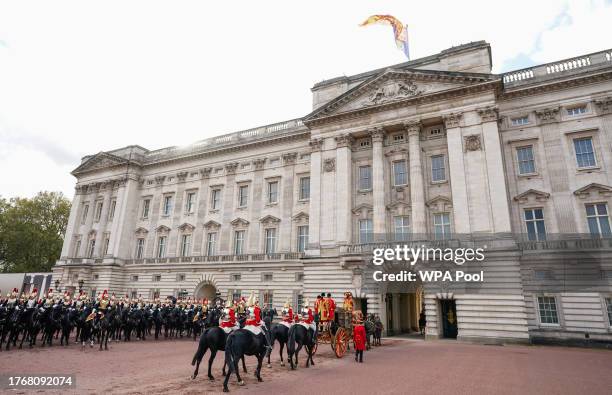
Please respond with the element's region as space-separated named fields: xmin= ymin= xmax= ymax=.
xmin=502 ymin=49 xmax=612 ymax=88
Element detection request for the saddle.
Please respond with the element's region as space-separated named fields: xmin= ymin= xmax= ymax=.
xmin=298 ymin=322 xmax=316 ymax=331
xmin=279 ymin=321 xmax=293 ymax=329
xmin=244 ymin=324 xmax=262 ymax=336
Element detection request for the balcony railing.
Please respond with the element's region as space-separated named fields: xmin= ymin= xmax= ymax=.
xmin=123 ymin=252 xmax=305 ymax=265
xmin=502 ymin=49 xmax=612 ymax=88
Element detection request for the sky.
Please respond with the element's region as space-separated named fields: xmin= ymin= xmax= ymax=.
xmin=0 ymin=0 xmax=611 ymax=200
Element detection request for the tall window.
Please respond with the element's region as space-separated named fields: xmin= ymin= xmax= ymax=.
xmin=108 ymin=199 xmax=116 ymax=221
xmin=359 ymin=219 xmax=373 ymax=244
xmin=94 ymin=202 xmax=103 ymax=222
xmin=74 ymin=239 xmax=81 ymax=257
xmin=394 ymin=216 xmax=410 ymax=241
xmin=87 ymin=239 xmax=96 ymax=258
xmin=517 ymin=146 xmax=536 ymax=175
xmin=393 ymin=160 xmax=408 ymax=186
xmin=135 ymin=238 xmax=145 ymax=259
xmin=262 ymin=290 xmax=273 ymax=309
xmin=433 ymin=213 xmax=451 ymax=240
xmin=299 ymin=177 xmax=310 ymax=200
xmin=265 ymin=228 xmax=277 ymax=253
xmin=606 ymin=297 xmax=612 ymax=326
xmin=211 ymin=189 xmax=221 ymax=210
xmin=142 ymin=199 xmax=151 ymax=219
xmin=238 ymin=185 xmax=249 ymax=207
xmin=234 ymin=230 xmax=245 ymax=255
xmin=431 ymin=155 xmax=446 ymax=182
xmin=180 ymin=234 xmax=192 ymax=257
xmin=359 ymin=166 xmax=372 ymax=190
xmin=297 ymin=225 xmax=309 ymax=252
xmin=268 ymin=181 xmax=279 ymax=204
xmin=206 ymin=232 xmax=217 ymax=256
xmin=185 ymin=192 xmax=196 ymax=213
xmin=81 ymin=204 xmax=89 ymax=224
xmin=231 ymin=289 xmax=241 ymax=302
xmin=157 ymin=236 xmax=167 ymax=258
xmin=163 ymin=195 xmax=173 ymax=216
xmin=103 ymin=234 xmax=110 ymax=255
xmin=586 ymin=203 xmax=611 ymax=237
xmin=537 ymin=296 xmax=559 ymax=324
xmin=524 ymin=208 xmax=546 ymax=241
xmin=574 ymin=137 xmax=596 ymax=168
xmin=296 ymin=292 xmax=304 ymax=312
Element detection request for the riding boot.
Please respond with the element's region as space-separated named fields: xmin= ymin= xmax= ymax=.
xmin=359 ymin=350 xmax=363 ymax=363
xmin=355 ymin=350 xmax=358 ymax=362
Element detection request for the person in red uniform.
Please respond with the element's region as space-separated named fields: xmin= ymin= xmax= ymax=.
xmin=352 ymin=310 xmax=366 ymax=363
xmin=245 ymin=292 xmax=262 ymax=327
xmin=326 ymin=293 xmax=336 ymax=321
xmin=220 ymin=297 xmax=238 ymax=331
xmin=282 ymin=299 xmax=294 ymax=324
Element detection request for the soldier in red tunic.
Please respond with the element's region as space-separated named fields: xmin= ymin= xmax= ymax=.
xmin=220 ymin=296 xmax=238 ymax=332
xmin=352 ymin=310 xmax=366 ymax=363
xmin=326 ymin=293 xmax=336 ymax=321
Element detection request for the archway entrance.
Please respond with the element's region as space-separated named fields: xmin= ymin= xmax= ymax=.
xmin=194 ymin=282 xmax=217 ymax=301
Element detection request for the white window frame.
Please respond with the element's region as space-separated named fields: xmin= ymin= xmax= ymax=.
xmin=238 ymin=185 xmax=249 ymax=208
xmin=142 ymin=198 xmax=151 ymax=219
xmin=206 ymin=232 xmax=217 ymax=256
xmin=433 ymin=212 xmax=451 ymax=240
xmin=516 ymin=145 xmax=536 ymax=175
xmin=157 ymin=236 xmax=167 ymax=258
xmin=524 ymin=208 xmax=546 ymax=241
xmin=297 ymin=225 xmax=309 ymax=252
xmin=81 ymin=204 xmax=89 ymax=224
xmin=267 ymin=181 xmax=279 ymax=204
xmin=359 ymin=219 xmax=373 ymax=244
xmin=94 ymin=201 xmax=103 ymax=222
xmin=163 ymin=195 xmax=173 ymax=216
xmin=264 ymin=228 xmax=277 ymax=254
xmin=573 ymin=136 xmax=597 ymax=169
xmin=358 ymin=165 xmax=372 ymax=190
xmin=392 ymin=160 xmax=408 ymax=186
xmin=135 ymin=238 xmax=145 ymax=259
xmin=108 ymin=199 xmax=116 ymax=221
xmin=234 ymin=230 xmax=245 ymax=255
xmin=567 ymin=105 xmax=587 ymax=116
xmin=536 ymin=295 xmax=561 ymax=326
xmin=180 ymin=234 xmax=192 ymax=257
xmin=185 ymin=192 xmax=196 ymax=214
xmin=211 ymin=189 xmax=222 ymax=210
xmin=511 ymin=116 xmax=529 ymax=126
xmin=299 ymin=176 xmax=310 ymax=200
xmin=394 ymin=216 xmax=410 ymax=241
xmin=87 ymin=239 xmax=96 ymax=258
xmin=585 ymin=203 xmax=611 ymax=237
xmin=431 ymin=155 xmax=446 ymax=183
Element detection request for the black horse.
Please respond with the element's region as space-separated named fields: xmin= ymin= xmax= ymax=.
xmin=222 ymin=329 xmax=269 ymax=392
xmin=286 ymin=324 xmax=315 ymax=370
xmin=268 ymin=323 xmax=290 ymax=367
xmin=60 ymin=306 xmax=77 ymax=346
xmin=191 ymin=327 xmax=247 ymax=381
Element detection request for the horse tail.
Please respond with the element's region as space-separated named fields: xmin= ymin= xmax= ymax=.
xmin=191 ymin=332 xmax=208 ymax=366
xmin=224 ymin=333 xmax=236 ymax=374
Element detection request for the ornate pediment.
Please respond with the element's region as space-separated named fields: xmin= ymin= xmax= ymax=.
xmin=203 ymin=220 xmax=221 ymax=230
xmin=259 ymin=215 xmax=281 ymax=226
xmin=305 ymin=69 xmax=495 ymax=124
xmin=72 ymin=152 xmax=130 ymax=175
xmin=352 ymin=203 xmax=373 ymax=218
xmin=426 ymin=196 xmax=453 ymax=211
xmin=573 ymin=183 xmax=612 ymax=199
xmin=513 ymin=189 xmax=550 ymax=204
xmin=386 ymin=201 xmax=411 ymax=215
xmin=178 ymin=223 xmax=196 ymax=232
xmin=230 ymin=217 xmax=250 ymax=227
xmin=134 ymin=227 xmax=149 ymax=236
xmin=292 ymin=212 xmax=309 ymax=222
xmin=155 ymin=225 xmax=171 ymax=234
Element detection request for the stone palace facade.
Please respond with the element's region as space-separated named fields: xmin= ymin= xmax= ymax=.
xmin=53 ymin=41 xmax=612 ymax=345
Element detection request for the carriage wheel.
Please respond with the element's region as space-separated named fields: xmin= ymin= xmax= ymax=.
xmin=333 ymin=328 xmax=347 ymax=358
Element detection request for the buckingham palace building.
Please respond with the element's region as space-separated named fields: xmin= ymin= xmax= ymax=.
xmin=53 ymin=41 xmax=612 ymax=345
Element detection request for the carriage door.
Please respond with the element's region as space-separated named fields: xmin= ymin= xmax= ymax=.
xmin=440 ymin=300 xmax=458 ymax=339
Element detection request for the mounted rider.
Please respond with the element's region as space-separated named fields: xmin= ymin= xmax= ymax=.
xmin=280 ymin=299 xmax=294 ymax=328
xmin=219 ymin=293 xmax=239 ymax=333
xmin=26 ymin=288 xmax=38 ymax=309
xmin=244 ymin=291 xmax=271 ymax=348
xmin=43 ymin=288 xmax=55 ymax=308
xmin=7 ymin=288 xmax=19 ymax=307
xmin=299 ymin=298 xmax=317 ymax=338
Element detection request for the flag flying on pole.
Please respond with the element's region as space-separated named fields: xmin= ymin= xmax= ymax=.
xmin=360 ymin=15 xmax=410 ymax=59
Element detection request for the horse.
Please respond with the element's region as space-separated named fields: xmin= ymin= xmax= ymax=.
xmin=4 ymin=306 xmax=23 ymax=350
xmin=60 ymin=305 xmax=77 ymax=346
xmin=18 ymin=307 xmax=40 ymax=349
xmin=268 ymin=322 xmax=290 ymax=367
xmin=79 ymin=306 xmax=95 ymax=349
xmin=41 ymin=304 xmax=62 ymax=347
xmin=286 ymin=323 xmax=315 ymax=370
xmin=191 ymin=327 xmax=246 ymax=381
xmin=222 ymin=329 xmax=269 ymax=392
xmin=364 ymin=315 xmax=376 ymax=350
xmin=95 ymin=308 xmax=116 ymax=351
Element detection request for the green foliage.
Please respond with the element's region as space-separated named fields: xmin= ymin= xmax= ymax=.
xmin=0 ymin=191 xmax=71 ymax=273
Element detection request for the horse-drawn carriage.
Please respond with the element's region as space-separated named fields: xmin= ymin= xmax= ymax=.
xmin=313 ymin=306 xmax=353 ymax=358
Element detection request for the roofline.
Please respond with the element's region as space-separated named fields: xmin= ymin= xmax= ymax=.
xmin=312 ymin=41 xmax=491 ymax=90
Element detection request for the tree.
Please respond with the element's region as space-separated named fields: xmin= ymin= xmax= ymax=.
xmin=0 ymin=191 xmax=71 ymax=273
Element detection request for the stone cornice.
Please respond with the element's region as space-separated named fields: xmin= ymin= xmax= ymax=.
xmin=403 ymin=120 xmax=421 ymax=136
xmin=334 ymin=134 xmax=354 ymax=148
xmin=369 ymin=127 xmax=385 ymax=143
xmin=535 ymin=107 xmax=560 ymax=124
xmin=443 ymin=112 xmax=463 ymax=129
xmin=309 ymin=138 xmax=324 ymax=152
xmin=476 ymin=106 xmax=498 ymax=122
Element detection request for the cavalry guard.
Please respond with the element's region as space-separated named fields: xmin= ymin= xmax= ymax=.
xmin=43 ymin=288 xmax=55 ymax=308
xmin=299 ymin=298 xmax=316 ymax=337
xmin=244 ymin=292 xmax=272 ymax=348
xmin=26 ymin=288 xmax=38 ymax=309
xmin=219 ymin=294 xmax=239 ymax=333
xmin=281 ymin=299 xmax=294 ymax=328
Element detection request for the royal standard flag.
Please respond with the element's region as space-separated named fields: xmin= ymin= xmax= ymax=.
xmin=360 ymin=15 xmax=410 ymax=59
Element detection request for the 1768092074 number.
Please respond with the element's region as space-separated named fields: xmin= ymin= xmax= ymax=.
xmin=1 ymin=375 xmax=75 ymax=389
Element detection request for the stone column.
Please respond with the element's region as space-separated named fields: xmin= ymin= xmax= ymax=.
xmin=94 ymin=181 xmax=114 ymax=257
xmin=109 ymin=175 xmax=139 ymax=259
xmin=405 ymin=121 xmax=426 ymax=237
xmin=444 ymin=113 xmax=471 ymax=234
xmin=478 ymin=107 xmax=512 ymax=233
xmin=248 ymin=159 xmax=266 ymax=253
xmin=335 ymin=134 xmax=353 ymax=245
xmin=60 ymin=186 xmax=84 ymax=258
xmin=220 ymin=163 xmax=239 ymax=254
xmin=281 ymin=153 xmax=297 ymax=251
xmin=307 ymin=138 xmax=323 ymax=254
xmin=371 ymin=128 xmax=386 ymax=240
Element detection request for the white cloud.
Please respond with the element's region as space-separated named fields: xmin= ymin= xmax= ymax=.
xmin=0 ymin=0 xmax=607 ymax=199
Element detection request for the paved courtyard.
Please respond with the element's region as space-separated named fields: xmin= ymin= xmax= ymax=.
xmin=0 ymin=338 xmax=610 ymax=394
